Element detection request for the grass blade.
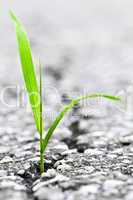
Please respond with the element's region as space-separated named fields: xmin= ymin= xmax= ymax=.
xmin=39 ymin=61 xmax=43 ymax=135
xmin=76 ymin=93 xmax=121 ymax=102
xmin=42 ymin=93 xmax=120 ymax=152
xmin=10 ymin=11 xmax=42 ymax=133
xmin=39 ymin=61 xmax=44 ymax=173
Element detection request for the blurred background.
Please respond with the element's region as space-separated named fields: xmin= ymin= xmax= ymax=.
xmin=1 ymin=0 xmax=133 ymax=95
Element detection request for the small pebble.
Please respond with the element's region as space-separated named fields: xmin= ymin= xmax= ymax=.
xmin=0 ymin=156 xmax=13 ymax=164
xmin=84 ymin=149 xmax=103 ymax=156
xmin=57 ymin=164 xmax=72 ymax=173
xmin=17 ymin=170 xmax=25 ymax=176
xmin=52 ymin=144 xmax=68 ymax=151
xmin=84 ymin=166 xmax=95 ymax=173
xmin=61 ymin=149 xmax=77 ymax=156
xmin=23 ymin=163 xmax=31 ymax=170
xmin=41 ymin=169 xmax=56 ymax=179
xmin=54 ymin=160 xmax=66 ymax=168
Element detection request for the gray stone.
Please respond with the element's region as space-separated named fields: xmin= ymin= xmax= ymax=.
xmin=17 ymin=170 xmax=25 ymax=176
xmin=112 ymin=148 xmax=124 ymax=155
xmin=122 ymin=159 xmax=132 ymax=164
xmin=107 ymin=154 xmax=117 ymax=159
xmin=57 ymin=164 xmax=72 ymax=173
xmin=28 ymin=157 xmax=40 ymax=162
xmin=0 ymin=170 xmax=8 ymax=177
xmin=79 ymin=184 xmax=99 ymax=194
xmin=33 ymin=175 xmax=69 ymax=192
xmin=119 ymin=135 xmax=133 ymax=144
xmin=41 ymin=169 xmax=57 ymax=179
xmin=61 ymin=149 xmax=77 ymax=156
xmin=23 ymin=163 xmax=31 ymax=170
xmin=84 ymin=166 xmax=95 ymax=173
xmin=52 ymin=144 xmax=68 ymax=151
xmin=84 ymin=148 xmax=103 ymax=156
xmin=54 ymin=160 xmax=66 ymax=168
xmin=34 ymin=187 xmax=64 ymax=200
xmin=0 ymin=156 xmax=13 ymax=164
xmin=103 ymin=179 xmax=124 ymax=191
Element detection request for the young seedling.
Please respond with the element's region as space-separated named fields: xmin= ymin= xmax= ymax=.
xmin=10 ymin=11 xmax=120 ymax=174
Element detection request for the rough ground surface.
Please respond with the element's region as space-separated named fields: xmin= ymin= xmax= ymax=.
xmin=1 ymin=1 xmax=133 ymax=200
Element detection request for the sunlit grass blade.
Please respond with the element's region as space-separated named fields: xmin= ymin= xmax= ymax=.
xmin=76 ymin=93 xmax=121 ymax=102
xmin=10 ymin=11 xmax=41 ymax=133
xmin=39 ymin=61 xmax=43 ymax=135
xmin=39 ymin=61 xmax=44 ymax=173
xmin=42 ymin=93 xmax=120 ymax=152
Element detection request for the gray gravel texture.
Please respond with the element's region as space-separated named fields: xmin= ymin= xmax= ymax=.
xmin=1 ymin=1 xmax=133 ymax=200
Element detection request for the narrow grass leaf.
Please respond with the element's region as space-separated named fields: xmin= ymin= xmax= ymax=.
xmin=39 ymin=61 xmax=43 ymax=135
xmin=39 ymin=61 xmax=44 ymax=173
xmin=42 ymin=93 xmax=120 ymax=152
xmin=76 ymin=93 xmax=121 ymax=102
xmin=10 ymin=11 xmax=42 ymax=133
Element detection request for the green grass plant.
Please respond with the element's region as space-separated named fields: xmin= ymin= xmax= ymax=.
xmin=10 ymin=11 xmax=120 ymax=174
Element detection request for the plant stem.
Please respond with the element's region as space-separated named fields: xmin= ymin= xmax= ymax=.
xmin=39 ymin=61 xmax=44 ymax=174
xmin=40 ymin=131 xmax=44 ymax=174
